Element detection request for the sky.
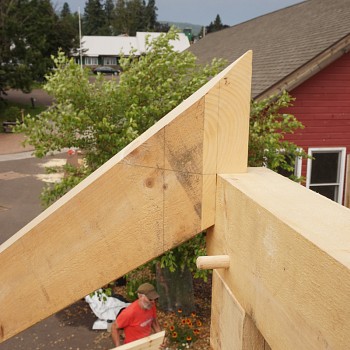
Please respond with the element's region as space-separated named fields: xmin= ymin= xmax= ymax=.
xmin=53 ymin=0 xmax=304 ymax=26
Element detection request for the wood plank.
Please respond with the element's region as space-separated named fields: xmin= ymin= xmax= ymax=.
xmin=210 ymin=270 xmax=265 ymax=350
xmin=110 ymin=331 xmax=165 ymax=350
xmin=208 ymin=167 xmax=350 ymax=350
xmin=0 ymin=51 xmax=253 ymax=342
xmin=215 ymin=52 xmax=252 ymax=174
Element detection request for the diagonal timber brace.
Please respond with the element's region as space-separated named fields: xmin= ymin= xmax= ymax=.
xmin=0 ymin=51 xmax=253 ymax=342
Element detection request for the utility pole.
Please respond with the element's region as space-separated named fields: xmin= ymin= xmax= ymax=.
xmin=78 ymin=7 xmax=83 ymax=68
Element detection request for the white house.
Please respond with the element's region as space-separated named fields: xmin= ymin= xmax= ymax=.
xmin=76 ymin=32 xmax=190 ymax=67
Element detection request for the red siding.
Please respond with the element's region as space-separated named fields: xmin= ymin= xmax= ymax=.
xmin=283 ymin=52 xmax=350 ymax=180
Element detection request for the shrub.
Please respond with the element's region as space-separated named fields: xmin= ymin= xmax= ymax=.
xmin=3 ymin=106 xmax=21 ymax=121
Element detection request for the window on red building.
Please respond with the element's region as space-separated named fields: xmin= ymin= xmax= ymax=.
xmin=306 ymin=148 xmax=346 ymax=204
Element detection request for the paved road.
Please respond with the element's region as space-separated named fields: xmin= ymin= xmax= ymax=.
xmin=1 ymin=156 xmax=50 ymax=242
xmin=3 ymin=88 xmax=53 ymax=107
xmin=0 ymin=153 xmax=116 ymax=350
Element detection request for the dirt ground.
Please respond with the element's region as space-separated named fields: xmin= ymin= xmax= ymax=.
xmin=0 ymin=299 xmax=115 ymax=349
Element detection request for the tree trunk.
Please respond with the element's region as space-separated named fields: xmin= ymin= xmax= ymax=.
xmin=155 ymin=262 xmax=195 ymax=315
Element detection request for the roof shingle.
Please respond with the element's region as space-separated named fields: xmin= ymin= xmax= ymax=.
xmin=188 ymin=0 xmax=350 ymax=98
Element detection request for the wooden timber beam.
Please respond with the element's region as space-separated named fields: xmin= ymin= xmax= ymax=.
xmin=208 ymin=167 xmax=350 ymax=350
xmin=110 ymin=331 xmax=165 ymax=350
xmin=0 ymin=51 xmax=252 ymax=342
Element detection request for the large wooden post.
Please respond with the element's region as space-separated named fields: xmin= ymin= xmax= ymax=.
xmin=0 ymin=51 xmax=253 ymax=342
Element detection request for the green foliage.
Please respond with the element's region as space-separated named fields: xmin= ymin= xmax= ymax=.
xmin=0 ymin=101 xmax=45 ymax=131
xmin=124 ymin=264 xmax=156 ymax=301
xmin=40 ymin=163 xmax=89 ymax=207
xmin=57 ymin=4 xmax=79 ymax=55
xmin=18 ymin=50 xmax=125 ymax=167
xmin=159 ymin=233 xmax=209 ymax=282
xmin=0 ymin=0 xmax=78 ymax=95
xmin=81 ymin=0 xmax=162 ymax=36
xmin=117 ymin=28 xmax=225 ymax=135
xmin=90 ymin=283 xmax=114 ymax=302
xmin=2 ymin=106 xmax=21 ymax=122
xmin=112 ymin=0 xmax=159 ymax=35
xmin=248 ymin=91 xmax=307 ymax=181
xmin=206 ymin=14 xmax=229 ymax=34
xmin=83 ymin=0 xmax=110 ymax=35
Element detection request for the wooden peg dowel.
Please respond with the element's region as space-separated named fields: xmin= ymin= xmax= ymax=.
xmin=196 ymin=255 xmax=230 ymax=270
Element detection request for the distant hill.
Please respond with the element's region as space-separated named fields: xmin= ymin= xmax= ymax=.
xmin=159 ymin=21 xmax=203 ymax=37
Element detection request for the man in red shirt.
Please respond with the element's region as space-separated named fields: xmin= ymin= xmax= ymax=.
xmin=111 ymin=282 xmax=162 ymax=347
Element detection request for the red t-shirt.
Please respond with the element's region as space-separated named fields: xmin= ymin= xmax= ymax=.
xmin=116 ymin=300 xmax=156 ymax=344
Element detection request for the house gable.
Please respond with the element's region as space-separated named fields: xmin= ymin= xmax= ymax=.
xmin=285 ymin=51 xmax=350 ymax=152
xmin=283 ymin=51 xmax=350 ymax=204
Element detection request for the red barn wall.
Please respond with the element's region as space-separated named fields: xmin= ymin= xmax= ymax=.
xmin=283 ymin=51 xmax=350 ymax=203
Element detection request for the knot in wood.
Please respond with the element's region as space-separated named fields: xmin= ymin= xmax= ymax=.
xmin=145 ymin=178 xmax=154 ymax=188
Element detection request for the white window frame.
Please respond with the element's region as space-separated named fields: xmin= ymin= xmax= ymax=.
xmin=294 ymin=154 xmax=302 ymax=179
xmin=103 ymin=57 xmax=117 ymax=65
xmin=306 ymin=147 xmax=346 ymax=204
xmin=84 ymin=57 xmax=98 ymax=65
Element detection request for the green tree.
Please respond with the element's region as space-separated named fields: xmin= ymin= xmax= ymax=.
xmin=1 ymin=0 xmax=58 ymax=92
xmin=112 ymin=0 xmax=164 ymax=36
xmin=0 ymin=0 xmax=14 ymax=95
xmin=104 ymin=0 xmax=115 ymax=34
xmin=113 ymin=0 xmax=145 ymax=36
xmin=83 ymin=0 xmax=109 ymax=35
xmin=0 ymin=0 xmax=77 ymax=97
xmin=154 ymin=22 xmax=170 ymax=33
xmin=113 ymin=0 xmax=129 ymax=35
xmin=127 ymin=0 xmax=144 ymax=35
xmin=206 ymin=14 xmax=229 ymax=34
xmin=249 ymin=92 xmax=306 ymax=181
xmin=57 ymin=3 xmax=79 ymax=55
xmin=144 ymin=0 xmax=157 ymax=31
xmin=60 ymin=2 xmax=71 ymax=17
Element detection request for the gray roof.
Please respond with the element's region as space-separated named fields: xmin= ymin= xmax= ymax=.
xmin=188 ymin=0 xmax=350 ymax=99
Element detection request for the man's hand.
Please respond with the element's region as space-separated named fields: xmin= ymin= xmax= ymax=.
xmin=159 ymin=336 xmax=168 ymax=349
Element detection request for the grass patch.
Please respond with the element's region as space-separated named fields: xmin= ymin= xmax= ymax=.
xmin=0 ymin=100 xmax=46 ymax=132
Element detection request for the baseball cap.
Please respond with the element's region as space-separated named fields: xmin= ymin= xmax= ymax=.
xmin=137 ymin=283 xmax=160 ymax=300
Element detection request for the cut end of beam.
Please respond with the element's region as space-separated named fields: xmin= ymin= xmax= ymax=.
xmin=196 ymin=255 xmax=230 ymax=270
xmin=109 ymin=330 xmax=165 ymax=349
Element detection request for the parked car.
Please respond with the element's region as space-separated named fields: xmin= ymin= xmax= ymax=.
xmin=93 ymin=66 xmax=120 ymax=75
